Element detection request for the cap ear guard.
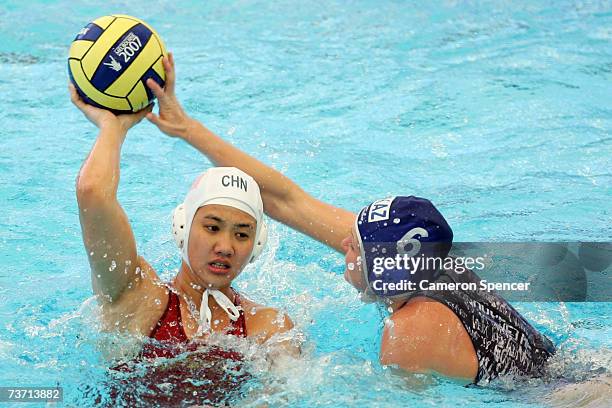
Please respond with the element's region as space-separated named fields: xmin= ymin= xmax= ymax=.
xmin=172 ymin=203 xmax=267 ymax=264
xmin=249 ymin=221 xmax=268 ymax=263
xmin=172 ymin=203 xmax=187 ymax=249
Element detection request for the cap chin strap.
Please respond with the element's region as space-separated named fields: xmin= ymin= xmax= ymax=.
xmin=197 ymin=288 xmax=241 ymax=335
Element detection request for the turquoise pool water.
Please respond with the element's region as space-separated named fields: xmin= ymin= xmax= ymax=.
xmin=1 ymin=0 xmax=610 ymax=406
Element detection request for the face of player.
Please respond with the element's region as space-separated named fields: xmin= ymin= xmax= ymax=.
xmin=187 ymin=204 xmax=256 ymax=289
xmin=341 ymin=225 xmax=368 ymax=293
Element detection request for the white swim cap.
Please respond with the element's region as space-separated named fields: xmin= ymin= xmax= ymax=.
xmin=171 ymin=167 xmax=268 ymax=270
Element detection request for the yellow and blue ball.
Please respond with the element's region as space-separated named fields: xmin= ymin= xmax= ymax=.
xmin=68 ymin=15 xmax=166 ymax=113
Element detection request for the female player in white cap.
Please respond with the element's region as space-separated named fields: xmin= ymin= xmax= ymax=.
xmin=145 ymin=53 xmax=556 ymax=385
xmin=69 ymin=85 xmax=297 ymax=361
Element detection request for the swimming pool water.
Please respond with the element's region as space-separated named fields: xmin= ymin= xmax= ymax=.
xmin=0 ymin=0 xmax=610 ymax=406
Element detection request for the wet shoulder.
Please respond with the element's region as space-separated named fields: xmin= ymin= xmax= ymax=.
xmin=381 ymin=297 xmax=478 ymax=381
xmin=239 ymin=295 xmax=294 ymax=343
xmin=388 ymin=297 xmax=457 ymax=335
xmin=100 ymin=257 xmax=170 ymax=337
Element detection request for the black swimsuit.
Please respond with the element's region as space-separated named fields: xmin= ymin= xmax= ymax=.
xmin=405 ymin=266 xmax=556 ymax=383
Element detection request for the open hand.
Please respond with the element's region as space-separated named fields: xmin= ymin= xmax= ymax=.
xmin=69 ymin=84 xmax=152 ymax=131
xmin=145 ymin=52 xmax=191 ymax=138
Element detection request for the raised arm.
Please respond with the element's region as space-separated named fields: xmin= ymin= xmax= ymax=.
xmin=70 ymin=85 xmax=156 ymax=304
xmin=146 ymin=54 xmax=355 ymax=252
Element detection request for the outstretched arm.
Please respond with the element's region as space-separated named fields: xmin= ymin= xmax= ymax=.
xmin=146 ymin=54 xmax=355 ymax=253
xmin=71 ymin=85 xmax=156 ymax=304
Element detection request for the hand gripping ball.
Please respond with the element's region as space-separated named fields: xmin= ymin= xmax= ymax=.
xmin=68 ymin=15 xmax=166 ymax=113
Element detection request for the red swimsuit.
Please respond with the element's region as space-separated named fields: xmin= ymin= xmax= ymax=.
xmin=141 ymin=286 xmax=248 ymax=360
xmin=108 ymin=287 xmax=250 ymax=407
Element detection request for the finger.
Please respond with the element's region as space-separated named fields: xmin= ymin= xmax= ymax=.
xmin=166 ymin=52 xmax=174 ymax=72
xmin=169 ymin=52 xmax=175 ymax=86
xmin=133 ymin=104 xmax=154 ymax=123
xmin=146 ymin=112 xmax=162 ymax=127
xmin=146 ymin=112 xmax=173 ymax=133
xmin=161 ymin=55 xmax=170 ymax=78
xmin=143 ymin=103 xmax=154 ymax=116
xmin=146 ymin=78 xmax=165 ymax=99
xmin=164 ymin=58 xmax=176 ymax=94
xmin=68 ymin=83 xmax=78 ymax=103
xmin=68 ymin=84 xmax=87 ymax=110
xmin=136 ymin=103 xmax=154 ymax=118
xmin=165 ymin=52 xmax=175 ymax=94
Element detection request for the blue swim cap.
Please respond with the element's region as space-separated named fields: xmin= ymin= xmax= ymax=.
xmin=355 ymin=196 xmax=453 ymax=300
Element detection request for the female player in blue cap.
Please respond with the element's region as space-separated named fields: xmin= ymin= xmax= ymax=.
xmin=146 ymin=54 xmax=555 ymax=384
